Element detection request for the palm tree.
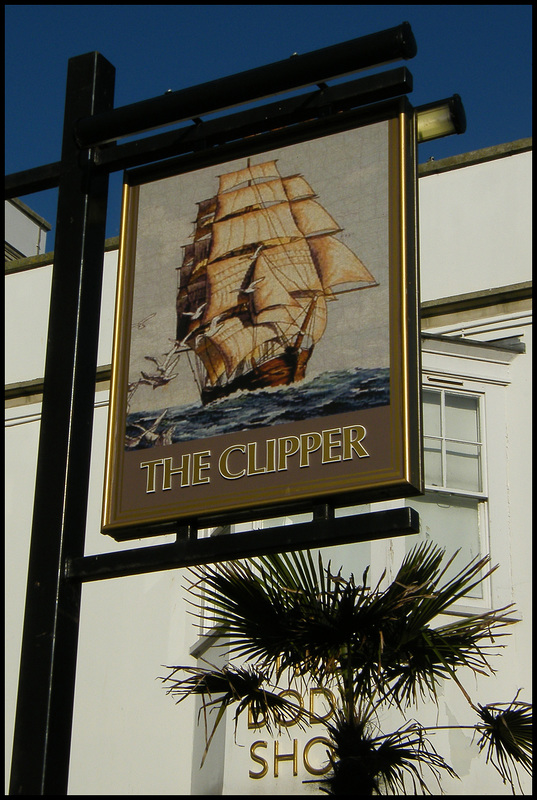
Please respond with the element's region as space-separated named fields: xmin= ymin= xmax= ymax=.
xmin=161 ymin=541 xmax=532 ymax=794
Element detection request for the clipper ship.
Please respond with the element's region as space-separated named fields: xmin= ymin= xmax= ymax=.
xmin=175 ymin=159 xmax=378 ymax=405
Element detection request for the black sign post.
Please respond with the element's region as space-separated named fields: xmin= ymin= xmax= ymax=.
xmin=8 ymin=52 xmax=115 ymax=794
xmin=6 ymin=24 xmax=421 ymax=794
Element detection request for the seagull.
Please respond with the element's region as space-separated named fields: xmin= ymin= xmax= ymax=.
xmin=126 ymin=409 xmax=169 ymax=448
xmin=140 ymin=351 xmax=180 ymax=387
xmin=243 ymin=277 xmax=265 ymax=294
xmin=206 ymin=314 xmax=224 ymax=336
xmin=132 ymin=313 xmax=156 ymax=329
xmin=140 ymin=371 xmax=178 ymax=388
xmin=181 ymin=302 xmax=206 ymax=320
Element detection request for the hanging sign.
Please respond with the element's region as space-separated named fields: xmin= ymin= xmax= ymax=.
xmin=102 ymin=98 xmax=422 ymax=540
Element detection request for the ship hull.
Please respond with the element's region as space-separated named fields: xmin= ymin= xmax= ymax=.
xmin=201 ymin=347 xmax=312 ymax=405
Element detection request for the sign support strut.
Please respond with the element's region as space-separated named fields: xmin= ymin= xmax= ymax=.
xmin=9 ymin=53 xmax=115 ymax=795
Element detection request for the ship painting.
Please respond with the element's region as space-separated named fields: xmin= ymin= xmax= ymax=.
xmin=174 ymin=158 xmax=378 ymax=406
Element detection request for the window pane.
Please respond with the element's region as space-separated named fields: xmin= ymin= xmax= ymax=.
xmin=423 ymin=389 xmax=441 ymax=436
xmin=446 ymin=441 xmax=482 ymax=492
xmin=406 ymin=493 xmax=483 ymax=599
xmin=445 ymin=393 xmax=479 ymax=441
xmin=423 ymin=436 xmax=443 ymax=487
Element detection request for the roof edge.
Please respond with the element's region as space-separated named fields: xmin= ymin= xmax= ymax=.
xmin=418 ymin=137 xmax=532 ymax=176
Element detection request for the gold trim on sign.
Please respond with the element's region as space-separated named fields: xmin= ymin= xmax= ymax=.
xmin=101 ymin=103 xmax=423 ymax=536
xmin=102 ymin=183 xmax=140 ymax=529
xmin=399 ymin=108 xmax=411 ymax=484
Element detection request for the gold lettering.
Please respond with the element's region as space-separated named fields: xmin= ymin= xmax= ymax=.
xmin=299 ymin=432 xmax=322 ymax=468
xmin=249 ymin=741 xmax=269 ymax=779
xmin=322 ymin=428 xmax=341 ymax=463
xmin=309 ymin=687 xmax=336 ymax=724
xmin=140 ymin=458 xmax=164 ymax=493
xmin=278 ymin=435 xmax=300 ymax=471
xmin=273 ymin=739 xmax=298 ymax=777
xmin=247 ymin=442 xmax=266 ymax=475
xmin=192 ymin=450 xmax=211 ymax=485
xmin=162 ymin=454 xmax=190 ymax=490
xmin=248 ymin=704 xmax=267 ymax=730
xmin=274 ymin=689 xmax=303 ymax=728
xmin=342 ymin=424 xmax=369 ymax=459
xmin=303 ymin=737 xmax=333 ymax=776
xmin=219 ymin=444 xmax=246 ymax=480
xmin=266 ymin=438 xmax=276 ymax=473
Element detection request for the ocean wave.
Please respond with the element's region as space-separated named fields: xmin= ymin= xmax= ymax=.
xmin=125 ymin=366 xmax=390 ymax=449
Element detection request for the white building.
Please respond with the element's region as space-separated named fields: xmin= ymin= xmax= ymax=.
xmin=5 ymin=137 xmax=531 ymax=794
xmin=4 ymin=198 xmax=50 ymax=262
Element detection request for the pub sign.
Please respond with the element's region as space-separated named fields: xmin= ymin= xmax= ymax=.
xmin=102 ymin=99 xmax=422 ymax=539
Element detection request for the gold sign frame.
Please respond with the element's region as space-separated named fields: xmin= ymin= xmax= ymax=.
xmin=102 ymin=98 xmax=422 ymax=540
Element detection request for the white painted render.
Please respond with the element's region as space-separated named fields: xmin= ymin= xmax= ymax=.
xmin=418 ymin=151 xmax=531 ymax=301
xmin=4 ymin=199 xmax=50 ymax=259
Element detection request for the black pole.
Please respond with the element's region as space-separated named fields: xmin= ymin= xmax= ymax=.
xmin=9 ymin=53 xmax=115 ymax=795
xmin=74 ymin=22 xmax=416 ymax=147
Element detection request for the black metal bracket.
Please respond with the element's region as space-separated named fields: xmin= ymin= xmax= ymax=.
xmin=74 ymin=22 xmax=416 ymax=148
xmin=65 ymin=507 xmax=419 ymax=583
xmin=5 ymin=65 xmax=413 ymax=198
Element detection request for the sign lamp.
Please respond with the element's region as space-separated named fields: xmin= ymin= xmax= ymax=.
xmin=416 ymin=94 xmax=466 ymax=142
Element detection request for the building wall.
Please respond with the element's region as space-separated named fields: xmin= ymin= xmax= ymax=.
xmin=5 ymin=141 xmax=532 ymax=794
xmin=418 ymin=149 xmax=531 ymax=301
xmin=4 ymin=198 xmax=50 ymax=260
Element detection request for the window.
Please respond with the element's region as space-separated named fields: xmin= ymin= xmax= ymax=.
xmin=407 ymin=388 xmax=488 ymax=602
xmin=423 ymin=390 xmax=485 ymax=496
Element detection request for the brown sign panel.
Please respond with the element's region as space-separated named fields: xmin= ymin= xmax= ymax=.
xmin=102 ymin=99 xmax=422 ymax=540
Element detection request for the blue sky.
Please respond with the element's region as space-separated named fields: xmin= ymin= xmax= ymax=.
xmin=5 ymin=4 xmax=532 ymax=244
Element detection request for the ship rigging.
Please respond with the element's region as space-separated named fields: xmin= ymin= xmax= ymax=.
xmin=174 ymin=158 xmax=378 ymax=405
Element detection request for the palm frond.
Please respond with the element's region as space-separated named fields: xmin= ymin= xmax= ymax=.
xmin=316 ymin=711 xmax=458 ymax=795
xmin=383 ymin=609 xmax=515 ymax=708
xmin=165 ymin=542 xmax=528 ymax=792
xmin=184 ymin=552 xmax=369 ymax=682
xmin=347 ymin=543 xmax=515 ymax=708
xmin=160 ymin=662 xmax=312 ymax=765
xmin=185 ymin=542 xmax=513 ymax=708
xmin=476 ymin=693 xmax=532 ymax=792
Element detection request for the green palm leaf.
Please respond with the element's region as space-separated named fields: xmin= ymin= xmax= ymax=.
xmin=476 ymin=693 xmax=532 ymax=792
xmin=163 ymin=540 xmax=531 ymax=792
xmin=161 ymin=662 xmax=312 ymax=765
xmin=315 ymin=709 xmax=458 ymax=795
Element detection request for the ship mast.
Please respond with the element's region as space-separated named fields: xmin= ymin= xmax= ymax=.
xmin=293 ymin=294 xmax=319 ymax=352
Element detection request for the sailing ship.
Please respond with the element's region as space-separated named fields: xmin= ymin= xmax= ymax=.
xmin=175 ymin=158 xmax=378 ymax=405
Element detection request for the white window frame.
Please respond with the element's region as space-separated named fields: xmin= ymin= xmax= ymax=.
xmin=422 ymin=385 xmax=488 ymax=499
xmin=410 ymin=384 xmax=491 ymax=608
xmin=400 ymin=332 xmax=521 ymax=615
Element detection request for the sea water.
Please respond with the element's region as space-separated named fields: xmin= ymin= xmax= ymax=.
xmin=126 ymin=366 xmax=390 ymax=450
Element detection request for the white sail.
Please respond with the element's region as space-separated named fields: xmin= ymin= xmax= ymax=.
xmin=255 ymin=294 xmax=328 ymax=345
xmin=203 ymin=253 xmax=253 ymax=320
xmin=283 ymin=175 xmax=316 ymax=201
xmin=290 ymin=198 xmax=341 ymax=238
xmin=215 ymin=179 xmax=289 ymax=221
xmin=308 ymin=235 xmax=377 ymax=291
xmin=252 ymin=240 xmax=323 ymax=304
xmin=209 ymin=202 xmax=302 ymax=262
xmin=217 ymin=160 xmax=280 ymax=194
xmin=202 ymin=316 xmax=277 ymax=378
xmin=194 ymin=336 xmax=227 ymax=384
xmin=180 ymin=239 xmax=211 ymax=273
